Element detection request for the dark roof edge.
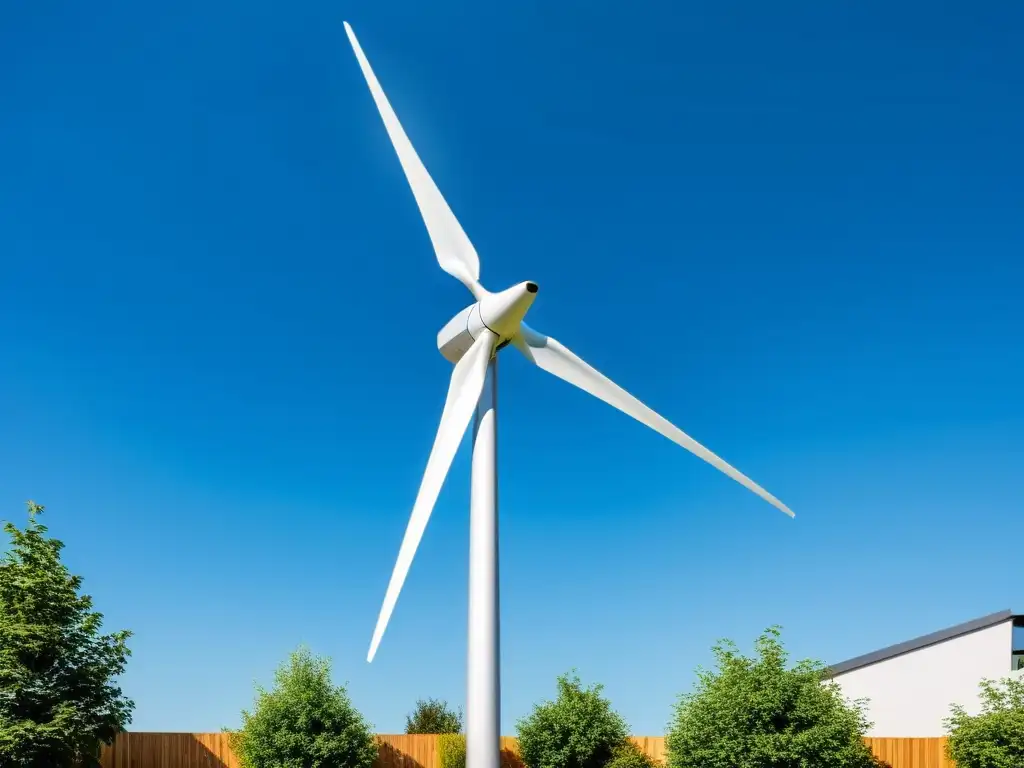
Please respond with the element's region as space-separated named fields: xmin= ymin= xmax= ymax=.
xmin=824 ymin=609 xmax=1019 ymax=679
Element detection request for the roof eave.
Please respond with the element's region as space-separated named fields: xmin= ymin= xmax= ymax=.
xmin=824 ymin=609 xmax=1019 ymax=679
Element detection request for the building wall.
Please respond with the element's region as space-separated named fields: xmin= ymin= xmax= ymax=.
xmin=828 ymin=620 xmax=1014 ymax=737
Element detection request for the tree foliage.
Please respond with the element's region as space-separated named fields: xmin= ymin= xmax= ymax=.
xmin=605 ymin=740 xmax=656 ymax=768
xmin=516 ymin=672 xmax=629 ymax=768
xmin=944 ymin=674 xmax=1024 ymax=768
xmin=405 ymin=698 xmax=463 ymax=734
xmin=666 ymin=626 xmax=882 ymax=768
xmin=0 ymin=501 xmax=134 ymax=767
xmin=229 ymin=647 xmax=378 ymax=768
xmin=437 ymin=733 xmax=467 ymax=768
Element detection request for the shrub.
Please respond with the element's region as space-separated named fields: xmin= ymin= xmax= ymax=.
xmin=229 ymin=647 xmax=378 ymax=768
xmin=516 ymin=671 xmax=629 ymax=768
xmin=944 ymin=674 xmax=1024 ymax=768
xmin=0 ymin=501 xmax=134 ymax=767
xmin=406 ymin=698 xmax=464 ymax=734
xmin=605 ymin=740 xmax=656 ymax=768
xmin=666 ymin=626 xmax=882 ymax=768
xmin=438 ymin=733 xmax=467 ymax=768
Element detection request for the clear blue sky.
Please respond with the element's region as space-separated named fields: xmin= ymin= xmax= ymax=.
xmin=2 ymin=0 xmax=1022 ymax=736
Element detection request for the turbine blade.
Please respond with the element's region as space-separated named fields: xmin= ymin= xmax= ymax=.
xmin=512 ymin=324 xmax=794 ymax=518
xmin=343 ymin=22 xmax=483 ymax=298
xmin=367 ymin=330 xmax=496 ymax=662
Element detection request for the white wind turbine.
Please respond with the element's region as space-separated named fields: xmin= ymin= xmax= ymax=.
xmin=343 ymin=22 xmax=794 ymax=768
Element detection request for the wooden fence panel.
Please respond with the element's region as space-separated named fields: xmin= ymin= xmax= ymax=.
xmin=866 ymin=737 xmax=953 ymax=768
xmin=499 ymin=735 xmax=524 ymax=768
xmin=98 ymin=732 xmax=953 ymax=768
xmin=99 ymin=733 xmax=240 ymax=768
xmin=377 ymin=734 xmax=439 ymax=768
xmin=100 ymin=733 xmax=435 ymax=768
xmin=629 ymin=736 xmax=666 ymax=764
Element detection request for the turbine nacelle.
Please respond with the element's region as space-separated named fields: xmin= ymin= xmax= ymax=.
xmin=437 ymin=281 xmax=538 ymax=364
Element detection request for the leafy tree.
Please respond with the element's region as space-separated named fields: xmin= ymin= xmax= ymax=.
xmin=516 ymin=671 xmax=629 ymax=768
xmin=944 ymin=674 xmax=1024 ymax=768
xmin=229 ymin=646 xmax=378 ymax=768
xmin=605 ymin=740 xmax=656 ymax=768
xmin=405 ymin=698 xmax=463 ymax=734
xmin=0 ymin=501 xmax=134 ymax=767
xmin=666 ymin=626 xmax=882 ymax=768
xmin=437 ymin=733 xmax=467 ymax=768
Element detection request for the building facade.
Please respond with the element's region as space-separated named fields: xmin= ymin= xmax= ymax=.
xmin=824 ymin=609 xmax=1024 ymax=737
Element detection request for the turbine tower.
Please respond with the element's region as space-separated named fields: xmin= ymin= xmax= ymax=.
xmin=343 ymin=22 xmax=794 ymax=768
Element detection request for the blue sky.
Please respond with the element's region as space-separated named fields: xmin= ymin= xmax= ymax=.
xmin=2 ymin=0 xmax=1022 ymax=735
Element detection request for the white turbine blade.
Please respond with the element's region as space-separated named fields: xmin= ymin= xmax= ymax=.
xmin=512 ymin=324 xmax=794 ymax=518
xmin=343 ymin=22 xmax=483 ymax=298
xmin=367 ymin=330 xmax=496 ymax=662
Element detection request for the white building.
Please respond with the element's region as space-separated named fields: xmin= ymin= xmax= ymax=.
xmin=824 ymin=609 xmax=1024 ymax=737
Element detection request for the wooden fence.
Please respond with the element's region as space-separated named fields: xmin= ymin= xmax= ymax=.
xmin=98 ymin=733 xmax=953 ymax=768
xmin=865 ymin=737 xmax=954 ymax=768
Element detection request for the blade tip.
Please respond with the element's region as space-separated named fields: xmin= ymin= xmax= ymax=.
xmin=367 ymin=629 xmax=383 ymax=663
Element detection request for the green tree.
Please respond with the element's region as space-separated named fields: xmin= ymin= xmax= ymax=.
xmin=944 ymin=674 xmax=1024 ymax=768
xmin=229 ymin=647 xmax=378 ymax=768
xmin=605 ymin=740 xmax=656 ymax=768
xmin=437 ymin=733 xmax=467 ymax=768
xmin=516 ymin=671 xmax=629 ymax=768
xmin=0 ymin=501 xmax=134 ymax=767
xmin=405 ymin=698 xmax=463 ymax=734
xmin=666 ymin=626 xmax=882 ymax=768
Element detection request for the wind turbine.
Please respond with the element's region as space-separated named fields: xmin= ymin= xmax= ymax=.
xmin=343 ymin=22 xmax=794 ymax=768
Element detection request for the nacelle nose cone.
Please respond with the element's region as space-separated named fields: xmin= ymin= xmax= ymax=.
xmin=479 ymin=281 xmax=538 ymax=338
